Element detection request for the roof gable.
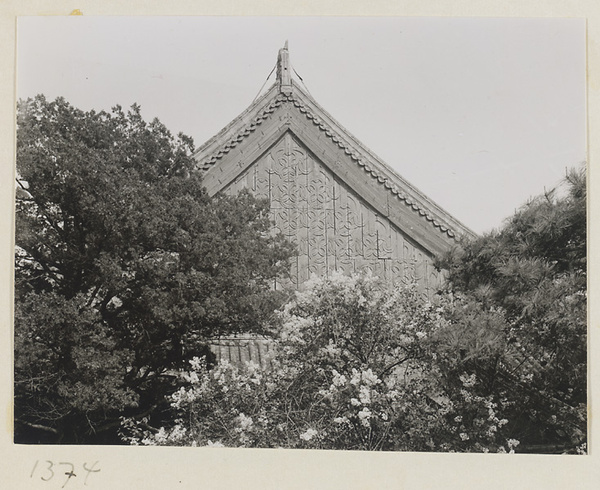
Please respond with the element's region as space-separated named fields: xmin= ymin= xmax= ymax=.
xmin=193 ymin=47 xmax=476 ymax=257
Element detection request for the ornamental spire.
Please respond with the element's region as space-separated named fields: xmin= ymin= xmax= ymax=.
xmin=276 ymin=40 xmax=292 ymax=94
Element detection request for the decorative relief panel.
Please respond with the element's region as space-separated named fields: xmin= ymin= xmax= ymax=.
xmin=223 ymin=132 xmax=442 ymax=295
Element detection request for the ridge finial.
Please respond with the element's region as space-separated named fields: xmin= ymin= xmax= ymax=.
xmin=277 ymin=41 xmax=292 ymax=94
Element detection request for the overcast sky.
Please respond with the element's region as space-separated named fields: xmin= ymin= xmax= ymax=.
xmin=17 ymin=16 xmax=586 ymax=234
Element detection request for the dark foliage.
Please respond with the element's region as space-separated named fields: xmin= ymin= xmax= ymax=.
xmin=436 ymin=166 xmax=587 ymax=452
xmin=14 ymin=95 xmax=294 ymax=443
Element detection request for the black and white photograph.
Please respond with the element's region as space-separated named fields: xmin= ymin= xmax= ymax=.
xmin=13 ymin=15 xmax=587 ymax=452
xmin=3 ymin=8 xmax=597 ymax=489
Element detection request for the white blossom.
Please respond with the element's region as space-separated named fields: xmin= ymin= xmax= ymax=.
xmin=507 ymin=438 xmax=520 ymax=450
xmin=358 ymin=408 xmax=372 ymax=428
xmin=299 ymin=428 xmax=318 ymax=441
xmin=459 ymin=373 xmax=477 ymax=388
xmin=236 ymin=413 xmax=254 ymax=431
xmin=358 ymin=386 xmax=371 ymax=405
xmin=206 ymin=440 xmax=225 ymax=447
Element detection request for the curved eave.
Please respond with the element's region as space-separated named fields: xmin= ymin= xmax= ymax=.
xmin=193 ymin=80 xmax=478 ymax=243
xmin=192 ymin=83 xmax=281 ymax=170
xmin=288 ymin=84 xmax=477 ymax=242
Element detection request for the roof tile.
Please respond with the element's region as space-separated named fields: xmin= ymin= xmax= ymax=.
xmin=194 ymin=88 xmax=475 ymax=242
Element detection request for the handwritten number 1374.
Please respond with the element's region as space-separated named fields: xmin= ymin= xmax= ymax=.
xmin=30 ymin=460 xmax=100 ymax=487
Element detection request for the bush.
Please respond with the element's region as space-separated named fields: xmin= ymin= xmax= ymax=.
xmin=123 ymin=272 xmax=518 ymax=452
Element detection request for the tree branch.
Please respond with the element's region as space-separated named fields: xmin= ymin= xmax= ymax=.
xmin=15 ymin=418 xmax=60 ymax=435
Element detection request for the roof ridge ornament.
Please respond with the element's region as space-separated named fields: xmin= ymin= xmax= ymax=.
xmin=276 ymin=40 xmax=292 ymax=94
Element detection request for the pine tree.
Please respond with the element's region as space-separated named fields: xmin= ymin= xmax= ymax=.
xmin=436 ymin=166 xmax=587 ymax=451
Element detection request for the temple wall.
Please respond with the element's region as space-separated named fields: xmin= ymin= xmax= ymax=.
xmin=222 ymin=132 xmax=442 ymax=296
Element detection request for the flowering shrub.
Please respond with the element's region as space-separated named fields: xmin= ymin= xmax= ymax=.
xmin=122 ymin=272 xmax=518 ymax=452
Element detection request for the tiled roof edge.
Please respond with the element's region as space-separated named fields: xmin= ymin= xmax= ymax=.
xmin=194 ymin=86 xmax=477 ymax=242
xmin=193 ymin=84 xmax=281 ymax=170
xmin=283 ymin=92 xmax=470 ymax=240
xmin=287 ymin=86 xmax=478 ymax=241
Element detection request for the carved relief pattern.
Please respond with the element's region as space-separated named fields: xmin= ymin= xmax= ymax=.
xmin=224 ymin=133 xmax=442 ymax=294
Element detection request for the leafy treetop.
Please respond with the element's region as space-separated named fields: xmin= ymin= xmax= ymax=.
xmin=14 ymin=95 xmax=294 ymax=443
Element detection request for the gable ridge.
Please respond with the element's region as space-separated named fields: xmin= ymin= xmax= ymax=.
xmin=195 ymin=84 xmax=282 ymax=171
xmin=193 ymin=83 xmax=476 ymax=242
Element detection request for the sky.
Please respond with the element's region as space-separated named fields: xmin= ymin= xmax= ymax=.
xmin=16 ymin=16 xmax=586 ymax=235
